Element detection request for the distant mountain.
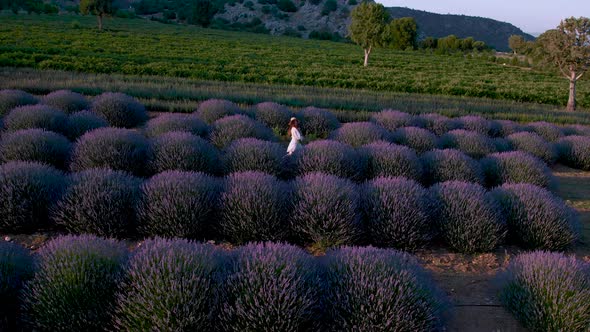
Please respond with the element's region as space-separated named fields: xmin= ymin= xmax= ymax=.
xmin=386 ymin=7 xmax=535 ymax=51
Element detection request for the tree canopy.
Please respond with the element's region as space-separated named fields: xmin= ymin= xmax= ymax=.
xmin=349 ymin=2 xmax=389 ymax=66
xmin=80 ymin=0 xmax=115 ymax=30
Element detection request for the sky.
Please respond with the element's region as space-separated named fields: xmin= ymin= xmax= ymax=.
xmin=377 ymin=0 xmax=590 ymax=34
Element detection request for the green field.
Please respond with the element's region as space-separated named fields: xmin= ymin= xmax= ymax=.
xmin=0 ymin=13 xmax=589 ymax=108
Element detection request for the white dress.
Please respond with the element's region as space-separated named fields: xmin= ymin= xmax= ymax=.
xmin=287 ymin=127 xmax=303 ymax=154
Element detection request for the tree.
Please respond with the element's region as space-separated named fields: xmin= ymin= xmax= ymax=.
xmin=187 ymin=0 xmax=217 ymax=27
xmin=536 ymin=17 xmax=590 ymax=111
xmin=383 ymin=17 xmax=417 ymax=50
xmin=80 ymin=0 xmax=114 ymax=30
xmin=508 ymin=35 xmax=526 ymax=55
xmin=349 ymin=2 xmax=389 ymax=67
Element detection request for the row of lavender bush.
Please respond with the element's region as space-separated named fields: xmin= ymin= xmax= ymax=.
xmin=0 ymin=161 xmax=579 ymax=253
xmin=0 ymin=236 xmax=446 ymax=331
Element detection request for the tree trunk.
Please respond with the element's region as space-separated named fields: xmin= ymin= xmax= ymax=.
xmin=363 ymin=47 xmax=371 ymax=67
xmin=567 ymin=70 xmax=576 ymax=111
xmin=97 ymin=14 xmax=103 ymax=31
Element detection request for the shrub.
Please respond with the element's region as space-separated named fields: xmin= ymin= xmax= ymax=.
xmin=439 ymin=129 xmax=497 ymax=158
xmin=561 ymin=124 xmax=590 ymax=137
xmin=418 ymin=113 xmax=462 ymax=135
xmin=0 ymin=241 xmax=34 ymax=327
xmin=0 ymin=162 xmax=66 ymax=232
xmin=481 ymin=151 xmax=554 ymax=188
xmin=495 ymin=120 xmax=525 ymax=137
xmin=527 ymin=121 xmax=563 ymax=142
xmin=254 ymin=102 xmax=292 ymax=130
xmin=458 ymin=115 xmax=492 ymax=135
xmin=52 ymin=169 xmax=141 ymax=237
xmin=115 ymin=239 xmax=221 ymax=331
xmin=137 ymin=171 xmax=221 ymax=238
xmin=195 ymin=99 xmax=240 ymax=124
xmin=296 ymin=140 xmax=365 ymax=180
xmin=149 ymin=132 xmax=220 ymax=174
xmin=290 ymin=172 xmax=360 ymax=248
xmin=42 ymin=90 xmax=89 ymax=114
xmin=492 ymin=184 xmax=579 ymax=250
xmin=297 ymin=107 xmax=340 ymax=138
xmin=392 ymin=126 xmax=437 ymax=153
xmin=499 ymin=251 xmax=590 ymax=332
xmin=360 ymin=141 xmax=422 ymax=181
xmin=144 ymin=113 xmax=209 ymax=138
xmin=421 ymin=149 xmax=484 ymax=185
xmin=493 ymin=137 xmax=513 ymax=152
xmin=219 ymin=171 xmax=288 ymax=243
xmin=22 ymin=235 xmax=128 ymax=331
xmin=0 ymin=89 xmax=37 ymax=116
xmin=3 ymin=104 xmax=68 ymax=134
xmin=330 ymin=122 xmax=390 ymax=147
xmin=223 ymin=138 xmax=286 ymax=177
xmin=430 ymin=181 xmax=505 ymax=253
xmin=210 ymin=114 xmax=275 ymax=148
xmin=507 ymin=132 xmax=556 ymax=164
xmin=362 ymin=177 xmax=435 ymax=250
xmin=371 ymin=109 xmax=422 ymax=131
xmin=91 ymin=92 xmax=148 ymax=128
xmin=323 ymin=246 xmax=444 ymax=331
xmin=218 ymin=242 xmax=320 ymax=331
xmin=67 ymin=110 xmax=109 ymax=140
xmin=555 ymin=135 xmax=590 ymax=170
xmin=0 ymin=129 xmax=72 ymax=169
xmin=70 ymin=127 xmax=151 ymax=176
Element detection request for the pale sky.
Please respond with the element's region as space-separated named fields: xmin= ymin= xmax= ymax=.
xmin=377 ymin=0 xmax=590 ymax=34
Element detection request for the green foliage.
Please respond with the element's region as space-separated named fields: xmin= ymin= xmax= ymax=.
xmin=80 ymin=0 xmax=115 ymax=29
xmin=277 ymin=0 xmax=296 ymax=12
xmin=383 ymin=17 xmax=417 ymax=50
xmin=349 ymin=2 xmax=388 ymax=50
xmin=321 ymin=0 xmax=337 ymax=16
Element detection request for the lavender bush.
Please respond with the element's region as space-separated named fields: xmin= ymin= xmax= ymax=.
xmin=254 ymin=102 xmax=292 ymax=130
xmin=362 ymin=177 xmax=435 ymax=250
xmin=0 ymin=161 xmax=66 ymax=232
xmin=439 ymin=129 xmax=497 ymax=158
xmin=218 ymin=242 xmax=320 ymax=331
xmin=492 ymin=184 xmax=579 ymax=250
xmin=330 ymin=122 xmax=390 ymax=147
xmin=66 ymin=110 xmax=109 ymax=139
xmin=70 ymin=127 xmax=151 ymax=176
xmin=561 ymin=124 xmax=590 ymax=137
xmin=392 ymin=126 xmax=437 ymax=154
xmin=195 ymin=99 xmax=240 ymax=124
xmin=22 ymin=235 xmax=128 ymax=332
xmin=495 ymin=120 xmax=526 ymax=137
xmin=149 ymin=132 xmax=220 ymax=174
xmin=115 ymin=239 xmax=221 ymax=331
xmin=223 ymin=138 xmax=286 ymax=177
xmin=458 ymin=115 xmax=492 ymax=135
xmin=296 ymin=140 xmax=365 ymax=180
xmin=52 ymin=169 xmax=141 ymax=237
xmin=144 ymin=113 xmax=209 ymax=138
xmin=555 ymin=135 xmax=590 ymax=170
xmin=421 ymin=149 xmax=484 ymax=185
xmin=493 ymin=137 xmax=513 ymax=152
xmin=360 ymin=141 xmax=422 ymax=181
xmin=528 ymin=121 xmax=563 ymax=142
xmin=0 ymin=89 xmax=37 ymax=116
xmin=0 ymin=129 xmax=72 ymax=169
xmin=210 ymin=114 xmax=275 ymax=148
xmin=507 ymin=132 xmax=556 ymax=164
xmin=371 ymin=109 xmax=422 ymax=131
xmin=499 ymin=251 xmax=590 ymax=332
xmin=430 ymin=181 xmax=505 ymax=253
xmin=481 ymin=151 xmax=554 ymax=188
xmin=0 ymin=241 xmax=34 ymax=328
xmin=42 ymin=90 xmax=89 ymax=114
xmin=137 ymin=171 xmax=222 ymax=238
xmin=323 ymin=246 xmax=444 ymax=331
xmin=91 ymin=92 xmax=148 ymax=128
xmin=297 ymin=106 xmax=340 ymax=138
xmin=418 ymin=113 xmax=462 ymax=135
xmin=3 ymin=104 xmax=68 ymax=134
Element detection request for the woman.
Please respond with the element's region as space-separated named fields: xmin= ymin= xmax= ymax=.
xmin=287 ymin=117 xmax=303 ymax=155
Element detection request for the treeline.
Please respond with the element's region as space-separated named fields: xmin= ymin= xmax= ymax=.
xmin=419 ymin=35 xmax=489 ymax=53
xmin=0 ymin=0 xmax=58 ymax=14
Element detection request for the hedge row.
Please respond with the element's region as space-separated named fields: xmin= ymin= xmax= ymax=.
xmin=0 ymin=237 xmax=446 ymax=331
xmin=0 ymin=162 xmax=579 ymax=253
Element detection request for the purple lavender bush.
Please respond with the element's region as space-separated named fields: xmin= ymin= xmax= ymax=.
xmin=149 ymin=132 xmax=220 ymax=174
xmin=219 ymin=172 xmax=289 ymax=243
xmin=22 ymin=235 xmax=128 ymax=332
xmin=392 ymin=126 xmax=437 ymax=154
xmin=421 ymin=149 xmax=484 ymax=185
xmin=323 ymin=246 xmax=444 ymax=331
xmin=499 ymin=251 xmax=590 ymax=332
xmin=42 ymin=90 xmax=89 ymax=114
xmin=223 ymin=138 xmax=286 ymax=177
xmin=0 ymin=129 xmax=72 ymax=169
xmin=210 ymin=114 xmax=275 ymax=148
xmin=52 ymin=169 xmax=141 ymax=237
xmin=527 ymin=121 xmax=563 ymax=142
xmin=0 ymin=89 xmax=37 ymax=116
xmin=430 ymin=181 xmax=505 ymax=253
xmin=296 ymin=140 xmax=365 ymax=180
xmin=371 ymin=109 xmax=422 ymax=131
xmin=3 ymin=104 xmax=68 ymax=134
xmin=362 ymin=177 xmax=435 ymax=250
xmin=458 ymin=115 xmax=493 ymax=135
xmin=70 ymin=127 xmax=151 ymax=176
xmin=144 ymin=113 xmax=209 ymax=138
xmin=254 ymin=102 xmax=292 ymax=130
xmin=418 ymin=113 xmax=462 ymax=135
xmin=555 ymin=135 xmax=590 ymax=170
xmin=195 ymin=99 xmax=240 ymax=124
xmin=138 ymin=171 xmax=222 ymax=238
xmin=330 ymin=122 xmax=390 ymax=147
xmin=507 ymin=132 xmax=556 ymax=164
xmin=492 ymin=184 xmax=579 ymax=250
xmin=91 ymin=92 xmax=148 ymax=128
xmin=481 ymin=151 xmax=554 ymax=188
xmin=297 ymin=106 xmax=340 ymax=138
xmin=66 ymin=110 xmax=109 ymax=140
xmin=495 ymin=120 xmax=526 ymax=137
xmin=493 ymin=137 xmax=513 ymax=152
xmin=360 ymin=141 xmax=422 ymax=181
xmin=290 ymin=172 xmax=360 ymax=248
xmin=0 ymin=161 xmax=66 ymax=232
xmin=115 ymin=239 xmax=222 ymax=331
xmin=561 ymin=124 xmax=590 ymax=137
xmin=0 ymin=241 xmax=34 ymax=329
xmin=439 ymin=129 xmax=497 ymax=158
xmin=218 ymin=242 xmax=321 ymax=331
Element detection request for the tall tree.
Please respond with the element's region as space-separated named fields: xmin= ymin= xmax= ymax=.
xmin=536 ymin=17 xmax=590 ymax=111
xmin=349 ymin=2 xmax=389 ymax=67
xmin=80 ymin=0 xmax=114 ymax=30
xmin=385 ymin=17 xmax=417 ymax=50
xmin=508 ymin=35 xmax=526 ymax=55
